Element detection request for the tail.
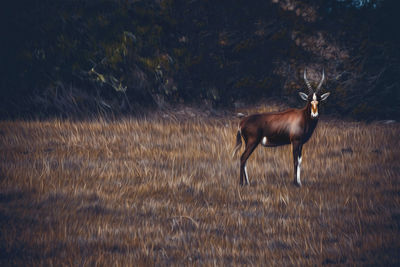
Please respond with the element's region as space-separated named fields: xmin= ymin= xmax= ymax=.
xmin=231 ymin=128 xmax=242 ymax=158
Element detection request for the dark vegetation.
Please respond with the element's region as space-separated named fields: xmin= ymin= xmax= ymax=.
xmin=3 ymin=0 xmax=400 ymax=119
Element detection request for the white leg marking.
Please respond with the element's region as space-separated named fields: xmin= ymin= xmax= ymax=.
xmin=244 ymin=164 xmax=249 ymax=185
xmin=262 ymin=136 xmax=267 ymax=146
xmin=296 ymin=156 xmax=302 ymax=185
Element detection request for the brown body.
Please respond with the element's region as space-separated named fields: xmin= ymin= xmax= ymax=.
xmin=232 ymin=69 xmax=330 ymax=186
xmin=240 ymin=103 xmax=317 ymax=147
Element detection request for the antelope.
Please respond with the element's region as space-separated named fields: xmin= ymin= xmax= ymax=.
xmin=232 ymin=69 xmax=330 ymax=187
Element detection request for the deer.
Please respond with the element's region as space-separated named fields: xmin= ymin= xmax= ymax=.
xmin=232 ymin=69 xmax=330 ymax=187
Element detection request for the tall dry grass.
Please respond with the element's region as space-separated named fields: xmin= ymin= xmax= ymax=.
xmin=0 ymin=109 xmax=399 ymax=266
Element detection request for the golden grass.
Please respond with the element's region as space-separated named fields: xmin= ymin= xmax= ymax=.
xmin=0 ymin=110 xmax=399 ymax=266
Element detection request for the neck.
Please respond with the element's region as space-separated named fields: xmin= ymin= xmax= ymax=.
xmin=300 ymin=102 xmax=318 ymax=142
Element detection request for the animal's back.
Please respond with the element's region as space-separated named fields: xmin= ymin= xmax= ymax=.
xmin=239 ymin=108 xmax=305 ymax=145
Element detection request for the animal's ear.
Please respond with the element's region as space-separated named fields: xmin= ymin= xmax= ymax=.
xmin=299 ymin=92 xmax=308 ymax=101
xmin=320 ymin=92 xmax=330 ymax=101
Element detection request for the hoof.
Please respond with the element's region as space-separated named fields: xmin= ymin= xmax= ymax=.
xmin=293 ymin=181 xmax=302 ymax=187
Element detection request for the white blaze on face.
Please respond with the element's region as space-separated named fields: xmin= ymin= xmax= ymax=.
xmin=311 ymin=93 xmax=319 ymax=118
xmin=296 ymin=156 xmax=302 ymax=185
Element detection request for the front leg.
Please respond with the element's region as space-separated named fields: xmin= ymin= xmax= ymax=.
xmin=292 ymin=140 xmax=303 ymax=187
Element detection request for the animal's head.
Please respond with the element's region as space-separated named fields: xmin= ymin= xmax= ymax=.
xmin=299 ymin=69 xmax=330 ymax=119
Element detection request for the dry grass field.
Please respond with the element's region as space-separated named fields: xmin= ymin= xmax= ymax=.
xmin=1 ymin=107 xmax=399 ymax=266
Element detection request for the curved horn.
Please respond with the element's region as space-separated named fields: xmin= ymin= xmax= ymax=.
xmin=316 ymin=69 xmax=325 ymax=93
xmin=303 ymin=68 xmax=313 ymax=94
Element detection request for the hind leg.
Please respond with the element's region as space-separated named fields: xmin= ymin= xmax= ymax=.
xmin=292 ymin=140 xmax=303 ymax=187
xmin=239 ymin=140 xmax=259 ymax=186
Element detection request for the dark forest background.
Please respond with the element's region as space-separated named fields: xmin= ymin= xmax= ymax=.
xmin=2 ymin=0 xmax=399 ymax=120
